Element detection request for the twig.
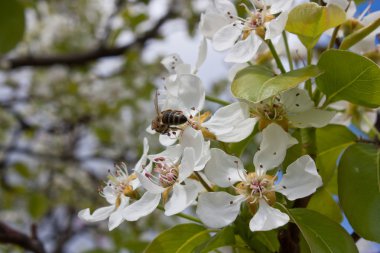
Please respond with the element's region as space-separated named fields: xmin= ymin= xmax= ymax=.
xmin=0 ymin=221 xmax=46 ymax=253
xmin=4 ymin=6 xmax=177 ymax=69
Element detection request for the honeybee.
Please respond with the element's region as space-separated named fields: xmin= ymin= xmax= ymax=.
xmin=151 ymin=91 xmax=188 ymax=136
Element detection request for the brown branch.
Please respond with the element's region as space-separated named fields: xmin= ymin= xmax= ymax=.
xmin=0 ymin=222 xmax=46 ymax=253
xmin=4 ymin=6 xmax=176 ymax=69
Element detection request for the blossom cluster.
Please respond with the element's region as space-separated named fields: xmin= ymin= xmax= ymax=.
xmin=78 ymin=0 xmax=376 ymax=233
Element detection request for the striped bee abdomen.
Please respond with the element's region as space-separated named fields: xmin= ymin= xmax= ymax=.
xmin=162 ymin=110 xmax=187 ymax=125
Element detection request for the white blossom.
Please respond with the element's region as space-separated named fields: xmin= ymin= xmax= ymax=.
xmin=197 ymin=124 xmax=323 ymax=232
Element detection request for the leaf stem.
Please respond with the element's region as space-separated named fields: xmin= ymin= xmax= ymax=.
xmin=282 ymin=31 xmax=294 ymax=71
xmin=305 ymin=49 xmax=313 ymax=99
xmin=328 ymin=25 xmax=341 ymax=49
xmin=157 ymin=205 xmax=202 ymax=223
xmin=266 ymin=39 xmax=286 ymax=73
xmin=194 ymin=171 xmax=214 ymax=192
xmin=205 ymin=95 xmax=230 ymax=106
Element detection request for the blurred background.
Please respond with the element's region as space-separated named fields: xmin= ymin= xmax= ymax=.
xmin=0 ymin=0 xmax=379 ymax=252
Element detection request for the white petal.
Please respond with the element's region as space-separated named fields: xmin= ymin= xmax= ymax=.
xmin=200 ymin=12 xmax=231 ymax=39
xmin=195 ymin=37 xmax=207 ymax=72
xmin=148 ymin=144 xmax=183 ymax=164
xmin=123 ymin=192 xmax=161 ymax=221
xmin=275 ymin=155 xmax=323 ymax=200
xmin=165 ymin=179 xmax=202 ymax=216
xmin=134 ymin=138 xmax=149 ymax=172
xmin=178 ymin=147 xmax=196 ymax=183
xmin=288 ymin=108 xmax=336 ymax=128
xmin=225 ymin=33 xmax=262 ymax=63
xmin=281 ymin=88 xmax=314 ymax=113
xmin=137 ymin=172 xmax=166 ymax=194
xmin=78 ymin=205 xmax=114 ymax=222
xmin=360 ymin=110 xmax=378 ymax=133
xmin=159 ymin=134 xmax=178 ymax=146
xmin=146 ymin=124 xmax=156 ymax=134
xmin=253 ymin=123 xmax=298 ymax=175
xmin=214 ymin=0 xmax=238 ymax=17
xmin=249 ymin=199 xmax=289 ymax=232
xmin=265 ymin=11 xmax=288 ymax=40
xmin=161 ymin=54 xmax=184 ymax=73
xmin=176 ymin=64 xmax=192 ymax=75
xmin=213 ymin=23 xmax=242 ymax=51
xmin=196 ymin=192 xmax=244 ymax=228
xmin=108 ymin=196 xmax=130 ymax=231
xmin=102 ymin=186 xmax=117 ymax=204
xmin=203 ymin=102 xmax=255 ymax=142
xmin=267 ymin=0 xmax=294 ymax=14
xmin=180 ymin=127 xmax=210 ymax=171
xmin=204 ymin=148 xmax=245 ymax=187
xmin=177 ymin=74 xmax=205 ymax=113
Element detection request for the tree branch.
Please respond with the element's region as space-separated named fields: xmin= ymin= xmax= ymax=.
xmin=0 ymin=222 xmax=46 ymax=253
xmin=4 ymin=7 xmax=176 ymax=69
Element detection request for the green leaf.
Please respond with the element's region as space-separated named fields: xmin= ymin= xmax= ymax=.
xmin=231 ymin=66 xmax=274 ymax=103
xmin=231 ymin=65 xmax=320 ymax=103
xmin=193 ymin=226 xmax=235 ymax=253
xmin=257 ymin=66 xmax=321 ymax=102
xmin=252 ymin=230 xmax=280 ymax=253
xmin=316 ymin=124 xmax=357 ymax=184
xmin=338 ymin=143 xmax=380 ymax=242
xmin=144 ymin=223 xmax=210 ymax=253
xmin=28 ymin=193 xmax=49 ymax=219
xmin=316 ymin=50 xmax=380 ymax=108
xmin=340 ymin=17 xmax=380 ymax=50
xmin=0 ymin=0 xmax=25 ymax=54
xmin=288 ymin=208 xmax=358 ymax=253
xmin=307 ymin=187 xmax=343 ymax=223
xmin=285 ymin=3 xmax=346 ymax=49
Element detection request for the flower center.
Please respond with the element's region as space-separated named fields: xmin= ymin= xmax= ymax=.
xmin=103 ymin=163 xmax=137 ymax=207
xmin=252 ymin=97 xmax=289 ymax=131
xmin=153 ymin=157 xmax=179 ymax=188
xmin=235 ymin=172 xmax=276 ymax=213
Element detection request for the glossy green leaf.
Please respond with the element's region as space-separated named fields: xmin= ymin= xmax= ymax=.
xmin=307 ymin=187 xmax=342 ymax=223
xmin=285 ymin=3 xmax=346 ymax=48
xmin=316 ymin=50 xmax=380 ymax=108
xmin=338 ymin=143 xmax=380 ymax=242
xmin=0 ymin=0 xmax=25 ymax=54
xmin=316 ymin=124 xmax=356 ymax=183
xmin=231 ymin=65 xmax=320 ymax=103
xmin=193 ymin=226 xmax=235 ymax=253
xmin=252 ymin=230 xmax=280 ymax=253
xmin=231 ymin=66 xmax=274 ymax=103
xmin=144 ymin=223 xmax=210 ymax=253
xmin=288 ymin=208 xmax=358 ymax=253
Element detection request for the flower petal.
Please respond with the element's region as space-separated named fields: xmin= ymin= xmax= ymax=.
xmin=195 ymin=37 xmax=207 ymax=72
xmin=204 ymin=148 xmax=246 ymax=187
xmin=102 ymin=186 xmax=117 ymax=204
xmin=200 ymin=12 xmax=231 ymax=39
xmin=249 ymin=199 xmax=289 ymax=232
xmin=225 ymin=33 xmax=262 ymax=63
xmin=275 ymin=155 xmax=323 ymax=200
xmin=134 ymin=138 xmax=149 ymax=172
xmin=165 ymin=179 xmax=202 ymax=216
xmin=265 ymin=11 xmax=288 ymax=40
xmin=281 ymin=88 xmax=314 ymax=113
xmin=137 ymin=172 xmax=166 ymax=194
xmin=148 ymin=144 xmax=183 ymax=164
xmin=123 ymin=192 xmax=161 ymax=221
xmin=213 ymin=23 xmax=242 ymax=51
xmin=178 ymin=147 xmax=196 ymax=183
xmin=180 ymin=127 xmax=210 ymax=171
xmin=288 ymin=108 xmax=336 ymax=128
xmin=78 ymin=205 xmax=114 ymax=222
xmin=196 ymin=192 xmax=244 ymax=228
xmin=108 ymin=196 xmax=130 ymax=231
xmin=267 ymin=0 xmax=294 ymax=14
xmin=253 ymin=123 xmax=298 ymax=175
xmin=177 ymin=74 xmax=205 ymax=113
xmin=159 ymin=134 xmax=178 ymax=146
xmin=202 ymin=102 xmax=256 ymax=142
xmin=214 ymin=0 xmax=238 ymax=17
